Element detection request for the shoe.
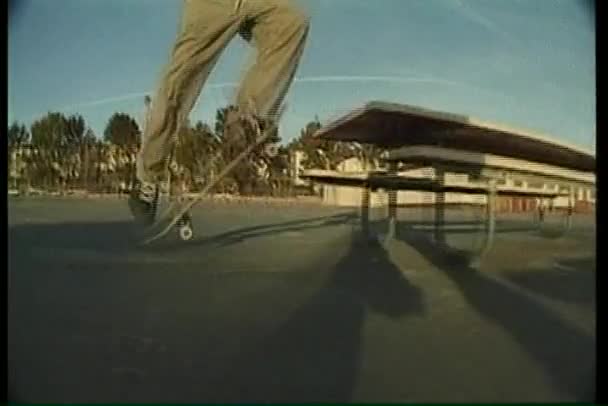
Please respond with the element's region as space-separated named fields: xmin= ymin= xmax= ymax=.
xmin=128 ymin=180 xmax=159 ymax=226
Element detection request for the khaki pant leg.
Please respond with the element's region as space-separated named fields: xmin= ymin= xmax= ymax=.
xmin=235 ymin=0 xmax=310 ymax=120
xmin=138 ymin=0 xmax=242 ymax=183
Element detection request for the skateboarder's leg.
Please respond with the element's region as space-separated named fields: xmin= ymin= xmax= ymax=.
xmin=131 ymin=0 xmax=244 ymax=223
xmin=138 ymin=1 xmax=243 ymax=184
xmin=235 ymin=0 xmax=310 ymax=120
xmin=218 ymin=0 xmax=309 ymax=167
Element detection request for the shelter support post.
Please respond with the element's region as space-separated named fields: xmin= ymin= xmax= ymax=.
xmin=434 ymin=166 xmax=446 ymax=247
xmin=386 ymin=161 xmax=398 ymax=243
xmin=361 ymin=181 xmax=371 ymax=241
xmin=469 ymin=178 xmax=497 ymax=268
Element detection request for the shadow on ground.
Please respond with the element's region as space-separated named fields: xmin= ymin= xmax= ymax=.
xmin=395 ymin=226 xmax=596 ymax=402
xmin=153 ymin=211 xmax=359 ymax=252
xmin=7 ymin=212 xmax=357 ymax=255
xmin=8 ymin=217 xmax=425 ymax=403
xmin=502 ymin=256 xmax=596 ymax=307
xmin=8 ymin=210 xmax=594 ymax=402
xmin=199 ymin=235 xmax=425 ymax=403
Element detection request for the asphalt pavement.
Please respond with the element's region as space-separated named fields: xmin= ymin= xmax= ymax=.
xmin=8 ymin=197 xmax=596 ymax=403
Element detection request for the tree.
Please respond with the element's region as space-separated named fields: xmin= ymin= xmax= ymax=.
xmin=103 ymin=113 xmax=141 ymax=147
xmin=288 ymin=117 xmax=328 ymax=169
xmin=287 ymin=116 xmax=384 ymax=171
xmin=213 ymin=105 xmax=233 ymax=138
xmin=80 ymin=128 xmax=97 ymax=189
xmin=214 ymin=106 xmax=250 ymax=194
xmin=64 ymin=114 xmax=86 ymax=148
xmin=161 ymin=119 xmax=219 ymax=192
xmin=8 ymin=121 xmax=30 ymax=146
xmin=28 ymin=112 xmax=69 ymax=188
xmin=186 ymin=121 xmax=220 ymax=183
xmin=213 ymin=105 xmax=283 ymax=195
xmin=177 ymin=120 xmax=208 ymax=157
xmin=30 ymin=112 xmax=69 ymax=149
xmin=8 ymin=121 xmax=30 ymax=188
xmin=83 ymin=128 xmax=96 ymax=145
xmin=266 ymin=145 xmax=291 ymax=196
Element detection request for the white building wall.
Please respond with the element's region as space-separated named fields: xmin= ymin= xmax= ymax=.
xmin=322 ymin=161 xmax=488 ymax=207
xmin=316 ymin=157 xmax=595 ymax=209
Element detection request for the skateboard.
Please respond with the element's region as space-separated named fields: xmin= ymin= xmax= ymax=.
xmin=141 ymin=97 xmax=195 ymax=241
xmin=162 ymin=150 xmax=195 ymax=241
xmin=140 ymin=106 xmax=285 ymax=245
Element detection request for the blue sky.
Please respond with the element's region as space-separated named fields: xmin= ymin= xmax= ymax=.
xmin=9 ymin=0 xmax=595 ymax=151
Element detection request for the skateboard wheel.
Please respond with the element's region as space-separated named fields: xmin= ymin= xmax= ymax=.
xmin=178 ymin=223 xmax=194 ymax=241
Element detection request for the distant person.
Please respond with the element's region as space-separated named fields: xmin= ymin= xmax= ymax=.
xmin=130 ymin=0 xmax=310 ymax=225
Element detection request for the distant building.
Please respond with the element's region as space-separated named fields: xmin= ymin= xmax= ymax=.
xmin=289 ymin=150 xmax=308 ymax=186
xmin=319 ymin=157 xmax=595 ymax=213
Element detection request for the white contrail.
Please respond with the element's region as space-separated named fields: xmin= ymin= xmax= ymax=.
xmin=51 ymin=74 xmax=494 ymax=114
xmin=294 ymin=75 xmax=493 ymax=93
xmin=202 ymin=75 xmax=487 ymax=91
xmin=59 ymin=92 xmax=151 ymax=110
xmin=450 ymin=0 xmax=517 ymax=46
xmin=55 ymin=82 xmax=239 ymax=112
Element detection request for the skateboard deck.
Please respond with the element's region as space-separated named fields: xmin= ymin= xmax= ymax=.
xmin=140 ymin=106 xmax=285 ymax=245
